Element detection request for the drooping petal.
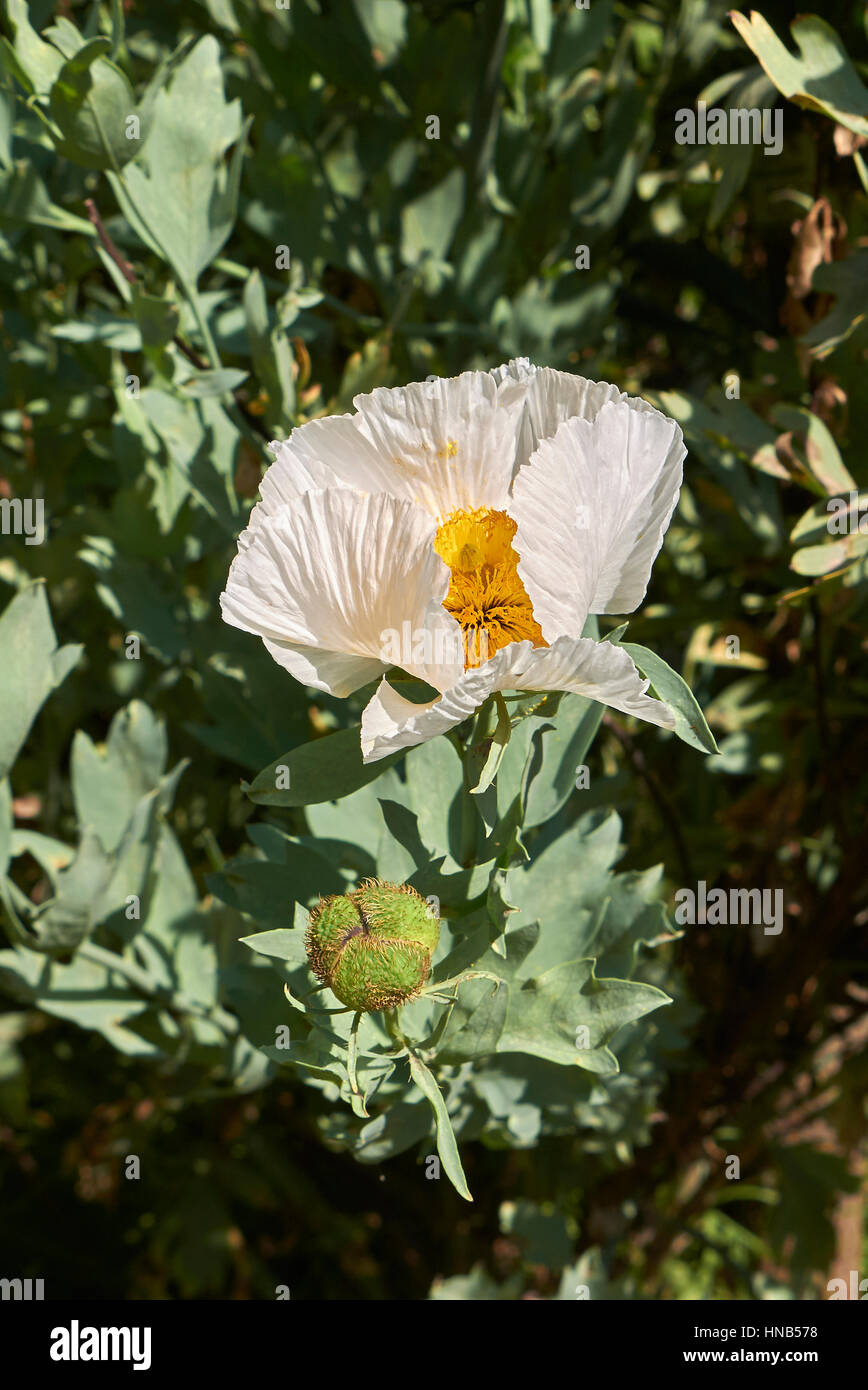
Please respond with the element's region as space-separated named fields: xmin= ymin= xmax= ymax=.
xmin=501 ymin=636 xmax=675 ymax=726
xmin=258 ymin=638 xmax=385 ymax=699
xmin=360 ymin=634 xmax=674 ymax=762
xmin=510 ymin=399 xmax=685 ymax=637
xmin=360 ymin=661 xmax=498 ymax=762
xmin=220 ymin=489 xmax=465 ymax=697
xmin=351 ymin=370 xmax=527 ymax=518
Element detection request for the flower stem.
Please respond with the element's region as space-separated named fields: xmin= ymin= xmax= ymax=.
xmin=347 ymin=1010 xmax=362 ymax=1096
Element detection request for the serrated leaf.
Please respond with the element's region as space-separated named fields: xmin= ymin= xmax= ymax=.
xmin=731 ymin=11 xmax=868 ymax=138
xmin=70 ymin=701 xmax=169 ymax=853
xmin=498 ymin=958 xmax=670 ymax=1071
xmin=107 ymin=35 xmax=244 ymax=285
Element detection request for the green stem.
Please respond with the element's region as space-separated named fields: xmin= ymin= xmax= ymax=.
xmin=383 ymin=1007 xmax=412 ymax=1053
xmin=181 ymin=277 xmax=223 ymax=370
xmin=457 ymin=754 xmax=481 ymax=867
xmin=421 ymin=970 xmax=502 ymax=996
xmin=347 ymin=1010 xmax=362 ymax=1096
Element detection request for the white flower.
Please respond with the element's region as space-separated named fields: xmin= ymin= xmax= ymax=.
xmin=220 ymin=359 xmax=686 ymax=763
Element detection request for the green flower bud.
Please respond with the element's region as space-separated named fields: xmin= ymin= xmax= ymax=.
xmin=305 ymin=879 xmax=439 ymax=1012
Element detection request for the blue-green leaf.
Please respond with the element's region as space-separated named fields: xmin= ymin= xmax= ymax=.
xmin=407 ymin=1049 xmax=473 ymax=1201
xmin=621 ymin=643 xmax=719 ymax=755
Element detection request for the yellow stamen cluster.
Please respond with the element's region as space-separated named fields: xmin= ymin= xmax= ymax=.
xmin=434 ymin=507 xmax=547 ymax=668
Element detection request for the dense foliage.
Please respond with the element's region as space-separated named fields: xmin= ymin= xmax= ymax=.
xmin=1 ymin=0 xmax=866 ymax=1300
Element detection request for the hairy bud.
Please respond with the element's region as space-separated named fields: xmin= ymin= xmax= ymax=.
xmin=305 ymin=879 xmax=439 ymax=1012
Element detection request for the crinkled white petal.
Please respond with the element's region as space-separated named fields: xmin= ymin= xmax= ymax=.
xmin=237 ymin=415 xmax=388 ymax=550
xmin=502 ymin=637 xmax=674 ymax=727
xmin=492 ymin=359 xmax=636 ymax=472
xmin=489 ymin=358 xmax=535 ymax=385
xmin=360 ymin=661 xmax=499 ymax=763
xmin=361 ymin=634 xmax=674 ymax=762
xmin=220 ymin=489 xmax=465 ymax=697
xmin=350 ymin=369 xmax=526 ymax=519
xmin=510 ymin=399 xmax=685 ymax=637
xmin=244 ymin=367 xmax=534 ymax=549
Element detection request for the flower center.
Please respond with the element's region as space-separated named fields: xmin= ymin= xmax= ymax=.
xmin=433 ymin=507 xmax=547 ymax=668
